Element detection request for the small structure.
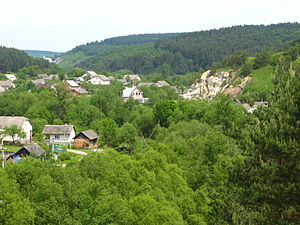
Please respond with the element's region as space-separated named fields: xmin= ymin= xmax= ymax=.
xmin=0 ymin=116 xmax=32 ymax=144
xmin=137 ymin=82 xmax=154 ymax=87
xmin=88 ymin=75 xmax=111 ymax=85
xmin=243 ymin=101 xmax=269 ymax=113
xmin=37 ymin=74 xmax=58 ymax=80
xmin=0 ymin=80 xmax=15 ymax=91
xmin=42 ymin=125 xmax=75 ymax=145
xmin=70 ymin=87 xmax=88 ymax=96
xmin=66 ymin=80 xmax=79 ymax=89
xmin=155 ymin=80 xmax=170 ymax=87
xmin=73 ymin=130 xmax=98 ymax=149
xmin=122 ymin=86 xmax=148 ymax=103
xmin=6 ymin=143 xmax=45 ymax=162
xmin=5 ymin=74 xmax=16 ymax=81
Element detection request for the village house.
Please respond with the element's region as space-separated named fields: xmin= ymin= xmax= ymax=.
xmin=123 ymin=74 xmax=141 ymax=85
xmin=6 ymin=143 xmax=45 ymax=162
xmin=42 ymin=125 xmax=75 ymax=145
xmin=122 ymin=86 xmax=148 ymax=103
xmin=137 ymin=82 xmax=154 ymax=87
xmin=66 ymin=80 xmax=88 ymax=96
xmin=88 ymin=75 xmax=111 ymax=85
xmin=37 ymin=74 xmax=59 ymax=80
xmin=155 ymin=80 xmax=170 ymax=87
xmin=0 ymin=80 xmax=15 ymax=91
xmin=0 ymin=116 xmax=32 ymax=144
xmin=5 ymin=74 xmax=16 ymax=81
xmin=73 ymin=130 xmax=99 ymax=149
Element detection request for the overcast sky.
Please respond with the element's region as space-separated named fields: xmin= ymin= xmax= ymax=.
xmin=0 ymin=0 xmax=299 ymax=52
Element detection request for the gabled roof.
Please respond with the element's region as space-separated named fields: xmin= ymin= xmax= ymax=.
xmin=123 ymin=74 xmax=141 ymax=81
xmin=66 ymin=80 xmax=79 ymax=87
xmin=74 ymin=130 xmax=98 ymax=140
xmin=97 ymin=75 xmax=110 ymax=81
xmin=138 ymin=82 xmax=154 ymax=87
xmin=0 ymin=116 xmax=30 ymax=129
xmin=0 ymin=80 xmax=13 ymax=87
xmin=22 ymin=143 xmax=45 ymax=157
xmin=42 ymin=125 xmax=74 ymax=135
xmin=156 ymin=80 xmax=170 ymax=87
xmin=72 ymin=87 xmax=88 ymax=94
xmin=122 ymin=86 xmax=139 ymax=98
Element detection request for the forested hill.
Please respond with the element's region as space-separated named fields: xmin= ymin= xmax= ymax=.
xmin=58 ymin=33 xmax=179 ymax=68
xmin=0 ymin=47 xmax=51 ymax=73
xmin=59 ymin=23 xmax=300 ymax=74
xmin=24 ymin=50 xmax=63 ymax=58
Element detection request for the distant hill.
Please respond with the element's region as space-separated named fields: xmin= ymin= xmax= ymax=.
xmin=59 ymin=23 xmax=300 ymax=74
xmin=58 ymin=33 xmax=179 ymax=68
xmin=24 ymin=50 xmax=63 ymax=58
xmin=0 ymin=47 xmax=51 ymax=73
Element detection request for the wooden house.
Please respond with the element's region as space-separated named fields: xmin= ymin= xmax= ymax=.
xmin=73 ymin=130 xmax=98 ymax=149
xmin=6 ymin=143 xmax=45 ymax=162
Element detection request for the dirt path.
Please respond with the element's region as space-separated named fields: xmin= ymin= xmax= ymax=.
xmin=67 ymin=149 xmax=88 ymax=156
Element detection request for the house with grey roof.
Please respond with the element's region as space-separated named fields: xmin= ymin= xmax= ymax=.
xmin=0 ymin=116 xmax=32 ymax=144
xmin=88 ymin=75 xmax=111 ymax=85
xmin=155 ymin=80 xmax=170 ymax=87
xmin=73 ymin=130 xmax=99 ymax=149
xmin=42 ymin=125 xmax=75 ymax=145
xmin=0 ymin=80 xmax=15 ymax=91
xmin=6 ymin=143 xmax=45 ymax=162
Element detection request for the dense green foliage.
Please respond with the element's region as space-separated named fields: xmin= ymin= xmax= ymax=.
xmin=0 ymin=33 xmax=299 ymax=225
xmin=0 ymin=47 xmax=51 ymax=73
xmin=24 ymin=50 xmax=63 ymax=59
xmin=60 ymin=23 xmax=300 ymax=75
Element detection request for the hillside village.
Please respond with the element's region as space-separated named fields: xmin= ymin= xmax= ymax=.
xmin=0 ymin=23 xmax=299 ymax=225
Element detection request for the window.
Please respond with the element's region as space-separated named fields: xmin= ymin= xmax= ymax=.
xmin=55 ymin=135 xmax=60 ymax=139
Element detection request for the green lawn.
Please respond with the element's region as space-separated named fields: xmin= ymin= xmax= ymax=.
xmin=240 ymin=65 xmax=274 ymax=103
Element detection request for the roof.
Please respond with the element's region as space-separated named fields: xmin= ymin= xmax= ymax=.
xmin=0 ymin=80 xmax=13 ymax=87
xmin=74 ymin=130 xmax=98 ymax=140
xmin=0 ymin=116 xmax=29 ymax=129
xmin=156 ymin=80 xmax=170 ymax=86
xmin=253 ymin=101 xmax=268 ymax=107
xmin=123 ymin=74 xmax=141 ymax=81
xmin=22 ymin=143 xmax=45 ymax=157
xmin=72 ymin=87 xmax=88 ymax=94
xmin=5 ymin=74 xmax=16 ymax=80
xmin=66 ymin=80 xmax=79 ymax=87
xmin=85 ymin=71 xmax=98 ymax=77
xmin=42 ymin=125 xmax=74 ymax=135
xmin=97 ymin=75 xmax=110 ymax=81
xmin=138 ymin=82 xmax=154 ymax=87
xmin=32 ymin=79 xmax=45 ymax=86
xmin=122 ymin=86 xmax=138 ymax=98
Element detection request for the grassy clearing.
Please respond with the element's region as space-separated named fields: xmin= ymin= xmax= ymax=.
xmin=240 ymin=65 xmax=274 ymax=103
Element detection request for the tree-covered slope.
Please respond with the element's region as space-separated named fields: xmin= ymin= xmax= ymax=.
xmin=59 ymin=33 xmax=179 ymax=68
xmin=60 ymin=23 xmax=300 ymax=74
xmin=24 ymin=50 xmax=63 ymax=58
xmin=0 ymin=47 xmax=51 ymax=73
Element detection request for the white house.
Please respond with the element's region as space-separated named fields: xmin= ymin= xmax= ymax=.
xmin=88 ymin=75 xmax=110 ymax=85
xmin=0 ymin=116 xmax=32 ymax=144
xmin=5 ymin=74 xmax=16 ymax=81
xmin=122 ymin=86 xmax=148 ymax=103
xmin=42 ymin=125 xmax=75 ymax=145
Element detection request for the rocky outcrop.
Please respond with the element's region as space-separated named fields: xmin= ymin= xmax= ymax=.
xmin=182 ymin=70 xmax=251 ymax=100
